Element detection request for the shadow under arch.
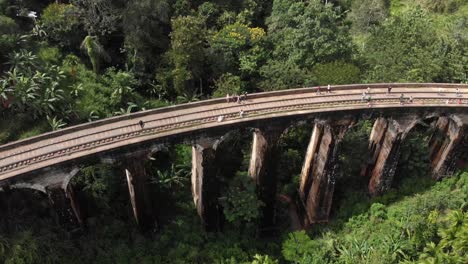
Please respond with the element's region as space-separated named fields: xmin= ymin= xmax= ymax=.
xmin=0 ymin=186 xmax=52 ymax=232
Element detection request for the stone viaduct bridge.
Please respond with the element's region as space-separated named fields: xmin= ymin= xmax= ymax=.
xmin=0 ymin=83 xmax=467 ymax=230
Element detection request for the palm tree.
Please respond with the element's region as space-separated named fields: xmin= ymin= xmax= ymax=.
xmin=80 ymin=36 xmax=110 ymax=74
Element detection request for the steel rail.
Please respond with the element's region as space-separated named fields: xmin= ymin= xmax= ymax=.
xmin=0 ymin=84 xmax=467 ymax=182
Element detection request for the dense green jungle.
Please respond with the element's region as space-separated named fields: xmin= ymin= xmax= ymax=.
xmin=0 ymin=0 xmax=467 ymax=263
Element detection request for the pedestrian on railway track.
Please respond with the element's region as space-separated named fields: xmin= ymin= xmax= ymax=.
xmin=367 ymin=87 xmax=371 ymax=94
xmin=327 ymin=84 xmax=331 ymax=93
xmin=240 ymin=93 xmax=246 ymax=103
xmin=399 ymin=93 xmax=405 ymax=105
xmin=387 ymin=86 xmax=392 ymax=94
xmin=456 ymin=88 xmax=460 ymax=97
xmin=226 ymin=93 xmax=230 ymax=103
xmin=139 ymin=120 xmax=145 ymax=128
xmin=243 ymin=91 xmax=248 ymax=100
xmin=240 ymin=109 xmax=244 ymax=118
xmin=316 ymin=86 xmax=321 ymax=95
xmin=236 ymin=95 xmax=241 ymax=104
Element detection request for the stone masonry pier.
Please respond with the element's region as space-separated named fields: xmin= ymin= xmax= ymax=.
xmin=0 ymin=83 xmax=467 ymax=229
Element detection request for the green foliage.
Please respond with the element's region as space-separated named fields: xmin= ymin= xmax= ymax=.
xmin=0 ymin=15 xmax=18 ymax=60
xmin=221 ymin=172 xmax=264 ymax=225
xmin=72 ymin=0 xmax=121 ymax=36
xmin=72 ymin=164 xmax=123 ymax=212
xmin=421 ymin=0 xmax=465 ymax=13
xmin=260 ymin=0 xmax=353 ymax=90
xmin=37 ymin=46 xmax=61 ymax=65
xmin=0 ymin=15 xmax=17 ymax=35
xmin=259 ymin=60 xmax=310 ymax=91
xmin=370 ymin=203 xmax=387 ymax=221
xmin=80 ymin=35 xmax=110 ymax=74
xmin=122 ymin=0 xmax=170 ymax=73
xmin=40 ymin=3 xmax=83 ymax=48
xmin=169 ymin=15 xmax=206 ymax=97
xmin=395 ymin=130 xmax=431 ymax=184
xmin=213 ymin=73 xmax=242 ymax=97
xmin=0 ymin=1 xmax=467 ymax=263
xmin=339 ymin=120 xmax=373 ymax=180
xmin=266 ymin=0 xmax=353 ymax=68
xmin=3 ymin=232 xmax=39 ymax=264
xmin=211 ymin=22 xmax=250 ymax=72
xmin=348 ymin=0 xmax=390 ymax=33
xmin=363 ymin=7 xmax=467 ymax=83
xmin=250 ymin=254 xmax=279 ymax=264
xmin=311 ymin=61 xmax=361 ymax=85
xmin=282 ymin=231 xmax=314 ymax=262
xmin=418 ymin=210 xmax=468 ymax=263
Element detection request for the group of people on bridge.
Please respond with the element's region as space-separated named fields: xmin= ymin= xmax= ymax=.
xmin=140 ymin=85 xmax=465 ymax=127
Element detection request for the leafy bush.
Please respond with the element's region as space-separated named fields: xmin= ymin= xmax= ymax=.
xmin=0 ymin=15 xmax=18 ymax=35
xmin=40 ymin=3 xmax=83 ymax=48
xmin=421 ymin=0 xmax=465 ymax=13
xmin=310 ymin=61 xmax=361 ymax=85
xmin=213 ymin=73 xmax=243 ymax=98
xmin=221 ymin=172 xmax=264 ymax=225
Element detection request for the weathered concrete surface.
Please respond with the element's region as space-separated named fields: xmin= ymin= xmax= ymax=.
xmin=365 ymin=117 xmax=412 ymax=196
xmin=429 ymin=116 xmax=465 ymax=179
xmin=123 ymin=156 xmax=155 ymax=229
xmin=191 ymin=138 xmax=224 ymax=231
xmin=248 ymin=127 xmax=284 ymax=230
xmin=2 ymin=84 xmax=466 ymax=186
xmin=46 ymin=184 xmax=83 ymax=227
xmin=8 ymin=167 xmax=80 ymax=194
xmin=300 ymin=118 xmax=353 ymax=225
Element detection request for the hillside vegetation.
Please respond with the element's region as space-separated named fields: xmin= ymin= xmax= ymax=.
xmin=0 ymin=0 xmax=467 ymax=263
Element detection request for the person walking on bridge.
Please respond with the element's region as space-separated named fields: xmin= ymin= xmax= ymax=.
xmin=399 ymin=93 xmax=405 ymax=105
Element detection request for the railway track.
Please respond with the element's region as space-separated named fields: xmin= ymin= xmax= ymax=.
xmin=0 ymin=83 xmax=467 ymax=182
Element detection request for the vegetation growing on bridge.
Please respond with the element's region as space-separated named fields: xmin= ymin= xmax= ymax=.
xmin=0 ymin=0 xmax=467 ymax=263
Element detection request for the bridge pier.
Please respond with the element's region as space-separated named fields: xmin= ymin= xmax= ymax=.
xmin=46 ymin=184 xmax=83 ymax=228
xmin=299 ymin=119 xmax=352 ymax=225
xmin=191 ymin=138 xmax=225 ymax=231
xmin=429 ymin=116 xmax=465 ymax=179
xmin=123 ymin=156 xmax=155 ymax=229
xmin=364 ymin=117 xmax=413 ymax=196
xmin=248 ymin=127 xmax=284 ymax=230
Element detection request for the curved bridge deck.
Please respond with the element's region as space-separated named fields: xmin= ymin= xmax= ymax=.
xmin=1 ymin=83 xmax=467 ymax=183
